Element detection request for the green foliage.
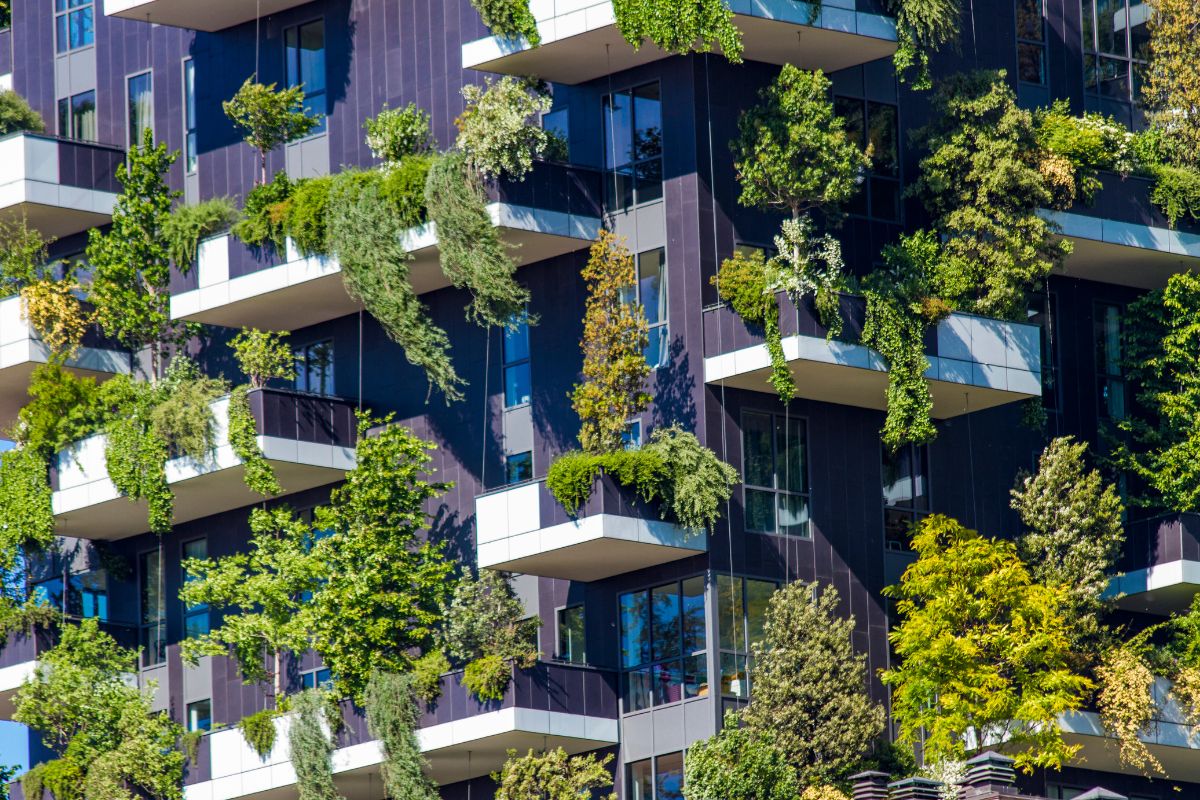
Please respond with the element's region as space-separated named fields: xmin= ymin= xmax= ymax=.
xmin=181 ymin=730 xmax=203 ymax=764
xmin=229 ymin=384 xmax=280 ymax=496
xmin=290 ymin=690 xmax=341 ymax=800
xmin=740 ymin=582 xmax=885 ymax=787
xmin=424 ymin=151 xmax=530 ymax=327
xmin=308 ymin=417 xmax=457 ymax=701
xmin=13 ymin=619 xmax=184 ymax=800
xmin=223 ymin=78 xmax=321 ymax=184
xmin=22 ymin=760 xmax=82 ymax=800
xmin=180 ymin=506 xmax=319 ymax=700
xmin=684 ymin=711 xmax=801 ymax=800
xmin=365 ymin=103 xmax=434 ymax=167
xmin=162 ymin=198 xmax=240 ymax=271
xmin=233 ymin=171 xmax=294 ymax=252
xmin=714 ymin=250 xmax=792 ymax=402
xmin=910 ymin=70 xmax=1071 ymax=320
xmin=231 ymin=328 xmax=294 ymax=389
xmin=0 ymin=217 xmax=55 ymax=293
xmin=1034 ymin=101 xmax=1136 ymax=203
xmin=0 ymin=447 xmax=54 ymax=557
xmin=150 ymin=358 xmax=226 ymax=460
xmin=1141 ymin=0 xmax=1200 ymax=170
xmin=0 ymin=90 xmax=45 ymax=135
xmin=86 ymin=129 xmax=181 ymax=380
xmin=612 ymin=0 xmax=742 ymax=61
xmin=462 ymin=653 xmax=511 ymax=702
xmin=103 ymin=384 xmax=173 ymax=534
xmin=888 ymin=0 xmax=961 ymax=89
xmin=766 ymin=216 xmax=845 ymax=337
xmin=239 ymin=709 xmax=279 ymax=759
xmin=379 ymin=156 xmax=434 ymax=227
xmin=546 ymin=447 xmax=666 ymax=515
xmin=1011 ymin=437 xmax=1124 ymax=648
xmin=492 ymin=748 xmax=616 ymax=800
xmin=411 ymin=650 xmax=451 ymax=702
xmin=456 ymin=77 xmax=552 ymax=181
xmin=1148 ymin=163 xmax=1200 ymax=228
xmin=365 ymin=671 xmax=439 ymax=800
xmin=327 ymin=168 xmax=464 ymax=402
xmin=572 ymin=231 xmax=650 ymax=454
xmin=882 ymin=514 xmax=1093 ymax=772
xmin=1116 ymin=272 xmax=1200 ymax=511
xmin=286 ymin=175 xmax=334 ymax=256
xmin=732 ymin=65 xmax=867 ymax=219
xmin=445 ymin=570 xmax=539 ymax=701
xmin=470 ymin=0 xmax=540 ymax=45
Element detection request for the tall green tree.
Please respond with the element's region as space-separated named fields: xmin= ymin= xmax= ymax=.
xmin=1142 ymin=0 xmax=1200 ymax=169
xmin=882 ymin=514 xmax=1093 ymax=772
xmin=223 ymin=78 xmax=321 ymax=185
xmin=492 ymin=748 xmax=616 ymax=800
xmin=684 ymin=711 xmax=801 ymax=800
xmin=86 ymin=129 xmax=180 ymax=381
xmin=443 ymin=569 xmax=540 ymax=701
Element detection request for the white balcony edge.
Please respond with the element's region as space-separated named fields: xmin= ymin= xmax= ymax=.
xmin=0 ymin=658 xmax=35 ymax=696
xmin=0 ymin=134 xmax=117 ymax=218
xmin=1106 ymin=559 xmax=1200 ymax=601
xmin=1042 ymin=208 xmax=1200 ymax=259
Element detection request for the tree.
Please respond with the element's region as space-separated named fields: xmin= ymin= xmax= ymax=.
xmin=178 ymin=506 xmax=320 ymax=705
xmin=684 ymin=712 xmax=802 ymax=800
xmin=456 ymin=77 xmax=552 ymax=181
xmin=0 ymin=89 xmax=45 ymax=135
xmin=365 ymin=103 xmax=433 ymax=169
xmin=1011 ymin=436 xmax=1124 ymax=644
xmin=230 ymin=328 xmax=295 ymax=388
xmin=308 ymin=416 xmax=456 ymax=701
xmin=365 ymin=671 xmax=438 ymax=800
xmin=444 ymin=569 xmax=540 ymax=701
xmin=910 ymin=71 xmax=1071 ymax=320
xmin=882 ymin=514 xmax=1093 ymax=772
xmin=86 ymin=129 xmax=180 ymax=382
xmin=223 ymin=78 xmax=321 ymax=185
xmin=740 ymin=582 xmax=885 ymax=787
xmin=1142 ymin=0 xmax=1200 ymax=169
xmin=13 ymin=618 xmax=184 ymax=800
xmin=0 ymin=219 xmax=90 ymax=358
xmin=492 ymin=748 xmax=616 ymax=800
xmin=571 ymin=231 xmax=650 ymax=455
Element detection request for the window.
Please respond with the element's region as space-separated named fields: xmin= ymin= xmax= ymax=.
xmin=140 ymin=549 xmax=166 ymax=667
xmin=1081 ymin=0 xmax=1149 ymax=115
xmin=285 ymin=20 xmax=326 ymax=135
xmin=557 ymin=605 xmax=585 ymax=663
xmin=183 ymin=59 xmax=197 ymax=173
xmin=32 ymin=570 xmax=109 ymax=620
xmin=603 ymin=83 xmax=662 ymax=210
xmin=882 ymin=444 xmax=930 ymax=551
xmin=619 ymin=576 xmax=707 ymax=712
xmin=503 ymin=317 xmax=531 ymax=408
xmin=57 ymin=90 xmax=97 ymax=142
xmin=716 ymin=574 xmax=776 ymax=699
xmin=55 ymin=0 xmax=94 ymax=53
xmin=835 ymin=97 xmax=900 ymax=222
xmin=541 ymin=105 xmax=569 ymax=162
xmin=628 ymin=249 xmax=668 ymax=368
xmin=742 ymin=411 xmax=810 ymax=537
xmin=295 ymin=340 xmax=334 ymax=395
xmin=623 ymin=420 xmax=642 ymax=449
xmin=1095 ymin=303 xmax=1125 ymax=421
xmin=186 ymin=699 xmax=212 ymax=732
xmin=1028 ymin=292 xmax=1060 ymax=414
xmin=301 ymin=667 xmax=333 ymax=691
xmin=505 ymin=451 xmax=532 ymax=484
xmin=627 ymin=753 xmax=684 ymax=800
xmin=127 ymin=71 xmax=153 ymax=148
xmin=182 ymin=539 xmax=209 ymax=639
xmin=1017 ymin=0 xmax=1048 ymax=84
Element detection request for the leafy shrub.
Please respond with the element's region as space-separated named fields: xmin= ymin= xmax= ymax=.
xmin=365 ymin=103 xmax=433 ymax=166
xmin=0 ymin=447 xmax=55 ymax=555
xmin=16 ymin=364 xmax=104 ymax=457
xmin=239 ymin=709 xmax=279 ymax=758
xmin=22 ymin=759 xmax=84 ymax=800
xmin=494 ymin=748 xmax=616 ymax=800
xmin=888 ymin=0 xmax=962 ymax=89
xmin=0 ymin=217 xmax=54 ymax=293
xmin=457 ymin=77 xmax=552 ymax=181
xmin=20 ymin=275 xmax=90 ymax=358
xmin=411 ymin=650 xmax=450 ymax=702
xmin=151 ymin=358 xmax=226 ymax=461
xmin=163 ymin=198 xmax=240 ymax=270
xmin=0 ymin=90 xmax=45 ymax=135
xmin=546 ymin=448 xmax=666 ymax=515
xmin=463 ymin=653 xmax=510 ymax=702
xmin=714 ymin=250 xmax=791 ymax=401
xmin=381 ymin=155 xmax=433 ymax=228
xmin=285 ymin=176 xmax=333 ymax=257
xmin=231 ymin=328 xmax=294 ymax=389
xmin=1035 ymin=102 xmax=1135 ymax=203
xmin=1149 ymin=163 xmax=1200 ymax=228
xmin=445 ymin=570 xmax=540 ymax=701
xmin=233 ymin=172 xmax=294 ymax=252
xmin=470 ymin=0 xmax=540 ymax=44
xmin=612 ymin=0 xmax=741 ymax=61
xmin=229 ymin=384 xmax=280 ymax=497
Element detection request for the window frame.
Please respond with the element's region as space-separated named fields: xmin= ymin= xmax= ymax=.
xmin=57 ymin=89 xmax=97 ymax=142
xmin=138 ymin=547 xmax=167 ymax=669
xmin=1080 ymin=0 xmax=1149 ymax=114
xmin=740 ymin=410 xmax=813 ymax=538
xmin=502 ymin=315 xmax=531 ymax=409
xmin=1093 ymin=300 xmax=1127 ymax=422
xmin=555 ymin=604 xmax=586 ymax=664
xmin=833 ymin=95 xmax=901 ymax=223
xmin=126 ymin=69 xmax=154 ymax=149
xmin=294 ymin=338 xmax=335 ymax=396
xmin=283 ymin=17 xmax=327 ymax=138
xmin=626 ymin=752 xmax=685 ymax=800
xmin=504 ymin=450 xmax=533 ymax=485
xmin=715 ymin=573 xmax=780 ymax=700
xmin=54 ymin=0 xmax=95 ymax=55
xmin=617 ymin=574 xmax=708 ymax=714
xmin=182 ymin=58 xmax=197 ymax=173
xmin=1015 ymin=0 xmax=1049 ymax=86
xmin=186 ymin=698 xmax=213 ymax=732
xmin=881 ymin=442 xmax=931 ymax=552
xmin=181 ymin=537 xmax=209 ymax=640
xmin=601 ymin=81 xmax=664 ymax=211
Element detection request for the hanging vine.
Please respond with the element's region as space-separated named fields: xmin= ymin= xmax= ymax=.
xmin=365 ymin=671 xmax=439 ymax=800
xmin=239 ymin=708 xmax=279 ymax=759
xmin=888 ymin=0 xmax=962 ymax=90
xmin=612 ymin=0 xmax=743 ymax=62
xmin=289 ymin=690 xmax=341 ymax=800
xmin=713 ymin=249 xmax=792 ymax=402
xmin=228 ymin=385 xmax=280 ymax=497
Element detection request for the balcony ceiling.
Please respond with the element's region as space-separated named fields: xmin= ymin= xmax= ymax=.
xmin=1056 ymin=235 xmax=1200 ymax=290
xmin=104 ymin=0 xmax=312 ymax=31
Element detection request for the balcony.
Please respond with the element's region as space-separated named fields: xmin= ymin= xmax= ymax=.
xmin=52 ymin=389 xmax=357 ymax=541
xmin=0 ymin=132 xmax=122 ymax=239
xmin=1043 ymin=171 xmax=1200 ymax=289
xmin=703 ymin=294 xmax=1042 ymax=416
xmin=182 ymin=662 xmax=618 ymax=800
xmin=171 ymin=162 xmax=602 ymax=331
xmin=0 ymin=293 xmax=131 ymax=430
xmin=1108 ymin=513 xmax=1200 ymax=615
xmin=103 ymin=0 xmax=312 ymax=31
xmin=462 ymin=0 xmax=897 ymax=84
xmin=476 ymin=475 xmax=705 ymax=582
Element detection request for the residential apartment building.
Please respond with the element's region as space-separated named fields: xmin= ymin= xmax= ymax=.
xmin=0 ymin=0 xmax=1195 ymax=798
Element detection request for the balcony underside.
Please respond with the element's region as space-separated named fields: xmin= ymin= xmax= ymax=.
xmin=1062 ymin=711 xmax=1200 ymax=783
xmin=0 ymin=660 xmax=36 ymax=720
xmin=1047 ymin=209 xmax=1200 ymax=289
xmin=0 ymin=197 xmax=114 ymax=241
xmin=704 ymin=335 xmax=1039 ymax=418
xmin=0 ymin=346 xmax=128 ymax=431
xmin=463 ymin=2 xmax=896 ymax=84
xmin=1108 ymin=560 xmax=1200 ymax=615
xmin=103 ymin=0 xmax=312 ymax=31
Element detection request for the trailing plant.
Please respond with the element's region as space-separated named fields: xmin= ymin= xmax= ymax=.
xmin=456 ymin=77 xmax=552 ymax=181
xmin=365 ymin=671 xmax=438 ymax=800
xmin=229 ymin=384 xmax=280 ymax=496
xmin=163 ymin=198 xmax=240 ymax=270
xmin=411 ymin=650 xmax=451 ymax=702
xmin=1141 ymin=0 xmax=1200 ymax=170
xmin=546 ymin=447 xmax=666 ymax=515
xmin=285 ymin=175 xmax=334 ymax=256
xmin=181 ymin=730 xmax=203 ymax=764
xmin=767 ymin=216 xmax=844 ymax=338
xmin=713 ymin=250 xmax=791 ymax=401
xmin=231 ymin=328 xmax=294 ymax=388
xmin=612 ymin=0 xmax=742 ymax=62
xmin=470 ymin=0 xmax=540 ymax=45
xmin=16 ymin=365 xmax=103 ymax=458
xmin=572 ymin=231 xmax=650 ymax=455
xmin=379 ymin=155 xmax=434 ymax=227
xmin=0 ymin=447 xmax=54 ymax=556
xmin=1148 ymin=163 xmax=1200 ymax=228
xmin=102 ymin=383 xmax=173 ymax=534
xmin=21 ymin=760 xmax=82 ymax=800
xmin=290 ymin=690 xmax=341 ymax=800
xmin=1095 ymin=638 xmax=1162 ymax=777
xmin=425 ymin=151 xmax=530 ymax=328
xmin=493 ymin=748 xmax=616 ymax=800
xmin=239 ymin=709 xmax=279 ymax=759
xmin=366 ymin=103 xmax=434 ymax=168
xmin=233 ymin=171 xmax=294 ymax=252
xmin=684 ymin=710 xmax=800 ymax=800
xmin=462 ymin=653 xmax=510 ymax=702
xmin=150 ymin=358 xmax=226 ymax=460
xmin=224 ymin=78 xmax=321 ymax=184
xmin=888 ymin=0 xmax=961 ymax=89
xmin=445 ymin=569 xmax=539 ymax=702
xmin=0 ymin=89 xmax=45 ymax=134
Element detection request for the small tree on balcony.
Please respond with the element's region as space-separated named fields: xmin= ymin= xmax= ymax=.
xmin=493 ymin=748 xmax=616 ymax=800
xmin=455 ymin=76 xmax=552 ymax=181
xmin=1 ymin=219 xmax=91 ymax=359
xmin=231 ymin=328 xmax=295 ymax=389
xmin=223 ymin=78 xmax=321 ymax=185
xmin=0 ymin=89 xmax=45 ymax=135
xmin=444 ymin=569 xmax=540 ymax=701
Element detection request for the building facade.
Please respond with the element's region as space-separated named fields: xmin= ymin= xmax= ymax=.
xmin=0 ymin=0 xmax=1195 ymax=798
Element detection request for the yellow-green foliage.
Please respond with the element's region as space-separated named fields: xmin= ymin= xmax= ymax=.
xmin=239 ymin=709 xmax=279 ymax=758
xmin=713 ymin=250 xmax=792 ymax=402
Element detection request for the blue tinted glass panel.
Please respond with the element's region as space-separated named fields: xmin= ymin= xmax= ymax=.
xmin=650 ymin=583 xmax=680 ymax=662
xmin=655 ymin=753 xmax=684 ymax=800
xmin=503 ymin=320 xmax=530 ymax=362
xmin=620 ymin=590 xmax=650 ymax=668
xmin=504 ymin=362 xmax=531 ymax=407
xmin=603 ymin=91 xmax=632 ymax=169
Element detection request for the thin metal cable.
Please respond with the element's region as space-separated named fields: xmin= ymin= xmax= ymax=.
xmin=357 ymin=308 xmax=364 ymax=411
xmin=255 ymin=0 xmax=261 ymax=80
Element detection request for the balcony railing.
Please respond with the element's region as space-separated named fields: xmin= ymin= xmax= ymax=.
xmin=171 ymin=162 xmax=602 ymax=331
xmin=1109 ymin=512 xmax=1200 ymax=615
xmin=462 ymin=0 xmax=897 ymax=84
xmin=476 ymin=475 xmax=706 ymax=582
xmin=0 ymin=132 xmax=122 ymax=239
xmin=703 ymin=293 xmax=1042 ymax=417
xmin=103 ymin=0 xmax=314 ymax=31
xmin=52 ymin=389 xmax=357 ymax=540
